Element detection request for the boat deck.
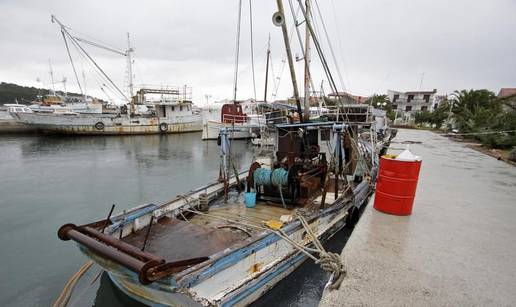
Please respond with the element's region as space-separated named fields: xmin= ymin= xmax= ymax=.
xmin=123 ymin=200 xmax=294 ymax=262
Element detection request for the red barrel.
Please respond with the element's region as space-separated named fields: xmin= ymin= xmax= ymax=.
xmin=374 ymin=156 xmax=422 ymax=215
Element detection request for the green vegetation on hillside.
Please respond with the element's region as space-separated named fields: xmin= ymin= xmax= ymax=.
xmin=0 ymin=82 xmax=85 ymax=104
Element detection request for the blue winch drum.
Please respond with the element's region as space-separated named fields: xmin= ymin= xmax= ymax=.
xmin=245 ymin=192 xmax=257 ymax=208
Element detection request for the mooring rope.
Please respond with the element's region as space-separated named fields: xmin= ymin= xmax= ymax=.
xmin=52 ymin=260 xmax=94 ymax=307
xmin=297 ymin=215 xmax=345 ymax=290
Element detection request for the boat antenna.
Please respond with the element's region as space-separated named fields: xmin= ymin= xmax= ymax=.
xmin=273 ymin=0 xmax=303 ymax=122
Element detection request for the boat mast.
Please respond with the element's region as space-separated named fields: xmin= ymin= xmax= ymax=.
xmin=232 ymin=0 xmax=243 ymax=103
xmin=274 ymin=0 xmax=303 ymax=122
xmin=263 ymin=34 xmax=271 ymax=103
xmin=126 ymin=33 xmax=135 ymax=115
xmin=303 ymin=0 xmax=311 ymax=121
xmin=48 ymin=59 xmax=55 ymax=95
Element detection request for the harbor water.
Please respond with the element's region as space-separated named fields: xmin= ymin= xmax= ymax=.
xmin=0 ymin=133 xmax=350 ymax=307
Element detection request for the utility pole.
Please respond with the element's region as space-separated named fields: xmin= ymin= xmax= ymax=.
xmin=303 ymin=0 xmax=311 ymax=121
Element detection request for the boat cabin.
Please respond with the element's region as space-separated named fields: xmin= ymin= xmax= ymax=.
xmin=221 ymin=103 xmax=247 ymax=123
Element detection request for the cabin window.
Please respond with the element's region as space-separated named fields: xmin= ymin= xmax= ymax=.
xmin=320 ymin=128 xmax=330 ymax=141
xmin=405 ymin=106 xmax=412 ymax=111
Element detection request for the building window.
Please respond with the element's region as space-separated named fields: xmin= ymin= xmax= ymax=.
xmin=392 ymin=104 xmax=398 ymax=110
xmin=171 ymin=106 xmax=175 ymax=112
xmin=407 ymin=95 xmax=414 ymax=102
xmin=421 ymin=106 xmax=428 ymax=111
xmin=423 ymin=94 xmax=430 ymax=102
xmin=405 ymin=106 xmax=412 ymax=111
xmin=393 ymin=94 xmax=399 ymax=102
xmin=180 ymin=106 xmax=183 ymax=111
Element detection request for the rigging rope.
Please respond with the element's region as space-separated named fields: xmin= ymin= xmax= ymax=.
xmin=313 ymin=0 xmax=346 ymax=92
xmin=61 ymin=30 xmax=83 ymax=95
xmin=249 ymin=0 xmax=257 ymax=100
xmin=233 ymin=0 xmax=243 ymax=101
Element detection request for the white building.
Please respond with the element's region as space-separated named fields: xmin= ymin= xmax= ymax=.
xmin=387 ymin=89 xmax=439 ymax=115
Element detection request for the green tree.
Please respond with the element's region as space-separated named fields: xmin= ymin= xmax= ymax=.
xmin=450 ymin=89 xmax=516 ymax=148
xmin=369 ymin=94 xmax=395 ymax=120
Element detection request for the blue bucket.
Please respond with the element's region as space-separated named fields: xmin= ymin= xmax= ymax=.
xmin=245 ymin=192 xmax=257 ymax=208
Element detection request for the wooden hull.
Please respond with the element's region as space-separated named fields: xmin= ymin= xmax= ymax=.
xmin=72 ymin=175 xmax=372 ymax=306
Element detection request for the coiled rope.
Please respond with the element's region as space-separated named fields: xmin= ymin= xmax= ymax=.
xmin=253 ymin=168 xmax=289 ymax=208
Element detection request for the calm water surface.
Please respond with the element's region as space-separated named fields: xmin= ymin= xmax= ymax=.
xmin=0 ymin=133 xmax=351 ymax=306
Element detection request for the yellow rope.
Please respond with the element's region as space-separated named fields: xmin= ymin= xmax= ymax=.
xmin=52 ymin=260 xmax=94 ymax=307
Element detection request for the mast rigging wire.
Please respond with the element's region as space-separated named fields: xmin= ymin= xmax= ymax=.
xmin=232 ymin=0 xmax=243 ymax=101
xmin=249 ymin=0 xmax=257 ymax=100
xmin=313 ymin=0 xmax=346 ymax=92
xmin=61 ymin=30 xmax=83 ymax=95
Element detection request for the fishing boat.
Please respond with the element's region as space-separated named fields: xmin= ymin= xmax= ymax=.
xmin=12 ymin=86 xmax=202 ymax=135
xmin=11 ymin=16 xmax=202 ymax=135
xmin=56 ymin=1 xmax=395 ymax=305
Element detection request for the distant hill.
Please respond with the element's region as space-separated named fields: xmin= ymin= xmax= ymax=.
xmin=0 ymin=82 xmax=101 ymax=104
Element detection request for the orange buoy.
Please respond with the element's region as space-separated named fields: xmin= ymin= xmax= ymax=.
xmin=374 ymin=153 xmax=422 ymax=216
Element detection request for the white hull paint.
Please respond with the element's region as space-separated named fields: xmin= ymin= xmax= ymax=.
xmin=11 ymin=112 xmax=202 ymax=135
xmin=202 ymin=121 xmax=252 ymax=140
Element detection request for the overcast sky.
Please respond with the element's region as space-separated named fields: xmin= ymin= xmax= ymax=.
xmin=0 ymin=0 xmax=515 ymax=105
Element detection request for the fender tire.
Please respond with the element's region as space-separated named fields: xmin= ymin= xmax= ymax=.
xmin=159 ymin=123 xmax=168 ymax=133
xmin=94 ymin=122 xmax=105 ymax=130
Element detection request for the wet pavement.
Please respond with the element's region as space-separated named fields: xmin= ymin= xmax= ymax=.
xmin=319 ymin=129 xmax=516 ymax=306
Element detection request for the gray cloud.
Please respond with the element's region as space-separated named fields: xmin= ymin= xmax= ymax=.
xmin=0 ymin=0 xmax=515 ymax=104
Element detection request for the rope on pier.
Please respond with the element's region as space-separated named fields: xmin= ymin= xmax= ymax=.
xmin=52 ymin=260 xmax=93 ymax=307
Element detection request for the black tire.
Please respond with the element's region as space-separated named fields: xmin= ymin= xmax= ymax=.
xmin=159 ymin=123 xmax=168 ymax=133
xmin=94 ymin=122 xmax=105 ymax=130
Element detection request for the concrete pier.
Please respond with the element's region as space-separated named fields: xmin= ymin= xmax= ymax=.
xmin=319 ymin=129 xmax=516 ymax=306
